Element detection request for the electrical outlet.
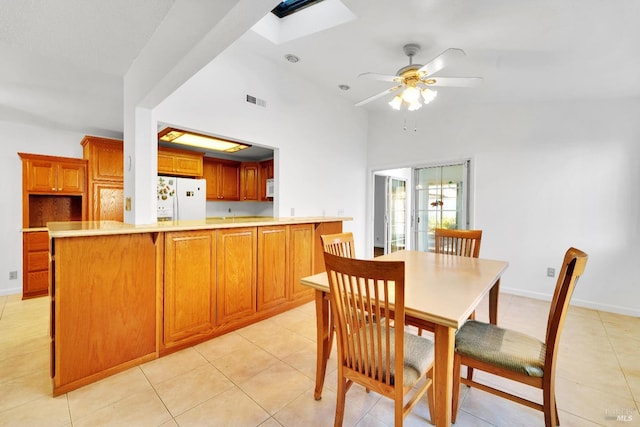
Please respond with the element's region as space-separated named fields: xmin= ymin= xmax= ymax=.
xmin=547 ymin=267 xmax=555 ymax=278
xmin=9 ymin=271 xmax=17 ymax=280
xmin=291 ymin=208 xmax=295 ymax=216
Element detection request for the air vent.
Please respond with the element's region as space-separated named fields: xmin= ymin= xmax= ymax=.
xmin=246 ymin=94 xmax=267 ymax=107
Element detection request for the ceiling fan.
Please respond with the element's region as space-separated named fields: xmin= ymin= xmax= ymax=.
xmin=355 ymin=43 xmax=482 ymax=110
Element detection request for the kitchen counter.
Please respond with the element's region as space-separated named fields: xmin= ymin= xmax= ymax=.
xmin=47 ymin=216 xmax=348 ymax=395
xmin=47 ymin=216 xmax=351 ymax=238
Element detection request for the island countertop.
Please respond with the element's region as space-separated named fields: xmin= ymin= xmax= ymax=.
xmin=46 ymin=216 xmax=352 ymax=238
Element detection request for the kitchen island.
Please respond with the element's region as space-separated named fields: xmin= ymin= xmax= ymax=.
xmin=47 ymin=216 xmax=348 ymax=396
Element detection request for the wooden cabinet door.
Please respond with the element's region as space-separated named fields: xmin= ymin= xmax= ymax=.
xmin=202 ymin=159 xmax=219 ymax=200
xmin=57 ymin=162 xmax=85 ymax=193
xmin=164 ymin=231 xmax=216 ymax=348
xmin=92 ymin=182 xmax=123 ymax=221
xmin=220 ymin=162 xmax=240 ymax=200
xmin=158 ymin=147 xmax=204 ymax=177
xmin=257 ymin=226 xmax=288 ymax=311
xmin=26 ymin=159 xmax=57 ymax=192
xmin=259 ymin=159 xmax=274 ymax=201
xmin=289 ymin=224 xmax=314 ymax=301
xmin=216 ymin=227 xmax=256 ymax=326
xmin=92 ymin=140 xmax=123 ymax=180
xmin=240 ymin=162 xmax=259 ymax=201
xmin=203 ymin=158 xmax=240 ymax=200
xmin=157 ymin=151 xmax=175 ymax=175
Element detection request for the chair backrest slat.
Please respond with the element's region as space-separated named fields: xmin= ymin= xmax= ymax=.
xmin=434 ymin=228 xmax=482 ymax=258
xmin=321 ymin=232 xmax=356 ymax=258
xmin=324 ymin=252 xmax=405 ymax=388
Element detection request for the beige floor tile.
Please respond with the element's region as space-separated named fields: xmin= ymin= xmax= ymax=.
xmin=556 ymin=375 xmax=638 ymax=427
xmin=153 ymin=363 xmax=234 ymax=417
xmin=194 ymin=331 xmax=256 ymax=361
xmin=67 ymin=367 xmax=154 ymax=420
xmin=1 ymin=290 xmax=637 ymax=427
xmin=0 ymin=344 xmax=49 ymax=383
xmin=365 ymin=389 xmax=432 ymax=426
xmin=0 ymin=394 xmax=70 ymax=427
xmin=211 ymin=345 xmax=280 ymax=384
xmin=0 ymin=370 xmax=52 ymax=413
xmin=259 ymin=417 xmax=285 ymax=427
xmin=72 ymin=387 xmax=172 ymax=427
xmin=140 ymin=346 xmax=209 ymax=385
xmin=459 ymin=386 xmax=543 ymax=426
xmin=274 ymin=386 xmax=378 ymax=427
xmin=239 ymin=360 xmax=315 ymax=414
xmin=175 ymin=386 xmax=270 ymax=427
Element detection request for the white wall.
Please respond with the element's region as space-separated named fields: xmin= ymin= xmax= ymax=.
xmin=367 ymin=98 xmax=640 ymax=316
xmin=0 ymin=121 xmax=86 ymax=295
xmin=155 ymin=35 xmax=369 ymax=251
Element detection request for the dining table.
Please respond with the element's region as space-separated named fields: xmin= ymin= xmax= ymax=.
xmin=300 ymin=249 xmax=509 ymax=427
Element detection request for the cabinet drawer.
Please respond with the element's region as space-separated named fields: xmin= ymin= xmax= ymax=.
xmin=25 ymin=270 xmax=48 ymax=295
xmin=27 ymin=251 xmax=49 ymax=271
xmin=25 ymin=231 xmax=49 ymax=251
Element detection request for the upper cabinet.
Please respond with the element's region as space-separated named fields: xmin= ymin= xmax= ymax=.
xmin=259 ymin=159 xmax=274 ymax=201
xmin=240 ymin=162 xmax=259 ymax=201
xmin=20 ymin=154 xmax=86 ymax=194
xmin=203 ymin=158 xmax=240 ymax=201
xmin=82 ymin=136 xmax=124 ymax=222
xmin=158 ymin=146 xmax=204 ymax=177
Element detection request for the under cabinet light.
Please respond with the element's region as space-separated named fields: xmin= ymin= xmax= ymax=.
xmin=158 ymin=128 xmax=250 ymax=153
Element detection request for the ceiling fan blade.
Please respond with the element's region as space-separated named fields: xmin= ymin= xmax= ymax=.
xmin=418 ymin=48 xmax=466 ymax=76
xmin=355 ymin=85 xmax=403 ymax=107
xmin=358 ymin=72 xmax=401 ymax=83
xmin=423 ymin=77 xmax=483 ymax=87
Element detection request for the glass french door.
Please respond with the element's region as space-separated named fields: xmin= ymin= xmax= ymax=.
xmin=387 ymin=177 xmax=407 ymax=253
xmin=414 ymin=161 xmax=470 ymax=252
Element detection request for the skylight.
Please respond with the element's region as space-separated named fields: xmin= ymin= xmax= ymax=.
xmin=271 ymin=0 xmax=325 ymax=18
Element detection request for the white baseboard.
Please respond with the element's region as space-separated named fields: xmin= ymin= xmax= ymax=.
xmin=501 ymin=287 xmax=640 ymax=318
xmin=0 ymin=286 xmax=21 ymax=297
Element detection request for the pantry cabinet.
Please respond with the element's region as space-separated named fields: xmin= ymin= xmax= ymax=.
xmin=81 ymin=136 xmax=124 ymax=221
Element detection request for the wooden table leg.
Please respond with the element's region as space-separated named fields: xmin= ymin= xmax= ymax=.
xmin=489 ymin=278 xmax=500 ymax=325
xmin=433 ymin=324 xmax=454 ymax=427
xmin=313 ymin=290 xmax=330 ymax=400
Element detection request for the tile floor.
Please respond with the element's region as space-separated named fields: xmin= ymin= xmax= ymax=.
xmin=0 ymin=292 xmax=638 ymax=426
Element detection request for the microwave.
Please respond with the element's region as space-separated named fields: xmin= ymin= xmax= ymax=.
xmin=266 ymin=178 xmax=274 ymax=198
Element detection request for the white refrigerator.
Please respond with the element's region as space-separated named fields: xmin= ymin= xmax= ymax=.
xmin=157 ymin=176 xmax=206 ymax=221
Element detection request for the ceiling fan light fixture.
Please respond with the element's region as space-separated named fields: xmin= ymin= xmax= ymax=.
xmin=407 ymin=99 xmax=422 ymax=111
xmin=421 ymin=88 xmax=438 ymax=104
xmin=401 ymin=86 xmax=421 ymax=103
xmin=388 ymin=95 xmax=403 ymax=110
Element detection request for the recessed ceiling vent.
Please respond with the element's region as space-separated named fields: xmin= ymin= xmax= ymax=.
xmin=246 ymin=94 xmax=267 ymax=107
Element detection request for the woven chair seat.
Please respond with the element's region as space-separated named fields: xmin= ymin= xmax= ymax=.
xmin=354 ymin=324 xmax=433 ymax=386
xmin=455 ymin=320 xmax=546 ymax=377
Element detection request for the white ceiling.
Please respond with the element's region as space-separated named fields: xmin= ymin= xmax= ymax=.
xmin=2 ymin=0 xmax=640 ymax=140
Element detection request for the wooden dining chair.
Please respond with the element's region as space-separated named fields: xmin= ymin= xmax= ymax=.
xmin=323 ymin=252 xmax=434 ymax=426
xmin=417 ymin=228 xmax=483 ymax=337
xmin=434 ymin=228 xmax=482 ymax=258
xmin=452 ymin=247 xmax=588 ymax=427
xmin=321 ymin=232 xmax=356 ymax=258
